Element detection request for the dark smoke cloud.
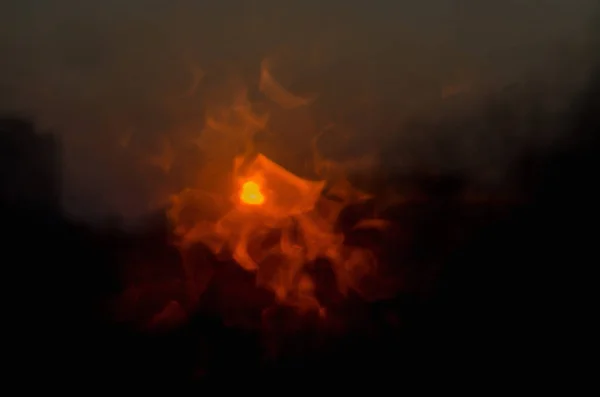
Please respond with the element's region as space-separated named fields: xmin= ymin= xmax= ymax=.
xmin=0 ymin=0 xmax=596 ymax=222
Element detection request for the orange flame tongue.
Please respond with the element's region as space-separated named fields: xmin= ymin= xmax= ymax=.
xmin=240 ymin=181 xmax=265 ymax=205
xmin=169 ymin=152 xmax=381 ymax=312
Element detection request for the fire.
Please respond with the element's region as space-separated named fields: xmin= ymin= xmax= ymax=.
xmin=169 ymin=152 xmax=381 ymax=312
xmin=166 ymin=61 xmax=386 ymax=314
xmin=240 ymin=180 xmax=265 ymax=205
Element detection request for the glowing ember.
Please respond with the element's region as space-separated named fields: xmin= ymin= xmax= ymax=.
xmin=240 ymin=181 xmax=265 ymax=205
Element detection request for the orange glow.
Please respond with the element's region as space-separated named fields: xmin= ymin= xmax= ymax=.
xmin=166 ymin=63 xmax=388 ymax=314
xmin=168 ymin=152 xmax=383 ymax=312
xmin=240 ymin=180 xmax=265 ymax=205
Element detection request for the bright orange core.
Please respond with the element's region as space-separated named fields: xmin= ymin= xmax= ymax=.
xmin=240 ymin=180 xmax=265 ymax=205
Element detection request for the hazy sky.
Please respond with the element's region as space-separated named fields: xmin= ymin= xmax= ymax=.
xmin=0 ymin=0 xmax=597 ymax=221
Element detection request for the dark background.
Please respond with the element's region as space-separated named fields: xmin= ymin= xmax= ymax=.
xmin=1 ymin=0 xmax=597 ymax=221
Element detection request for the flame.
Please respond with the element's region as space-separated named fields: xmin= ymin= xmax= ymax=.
xmin=167 ymin=61 xmax=385 ymax=314
xmin=169 ymin=152 xmax=381 ymax=313
xmin=240 ymin=180 xmax=265 ymax=205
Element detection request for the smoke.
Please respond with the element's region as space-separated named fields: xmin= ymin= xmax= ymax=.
xmin=0 ymin=0 xmax=597 ymax=221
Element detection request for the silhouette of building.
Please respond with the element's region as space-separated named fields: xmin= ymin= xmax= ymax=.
xmin=0 ymin=116 xmax=62 ymax=212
